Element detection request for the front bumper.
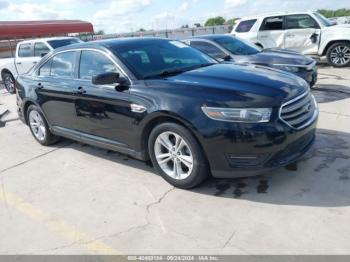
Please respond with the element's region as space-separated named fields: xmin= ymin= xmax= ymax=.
xmin=197 ymin=113 xmax=318 ymax=178
xmin=295 ymin=67 xmax=318 ymax=87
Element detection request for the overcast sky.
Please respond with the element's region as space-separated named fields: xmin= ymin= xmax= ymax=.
xmin=0 ymin=0 xmax=349 ymax=33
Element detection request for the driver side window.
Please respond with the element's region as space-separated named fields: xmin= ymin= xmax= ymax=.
xmin=285 ymin=14 xmax=319 ymax=29
xmin=79 ymin=50 xmax=121 ymax=80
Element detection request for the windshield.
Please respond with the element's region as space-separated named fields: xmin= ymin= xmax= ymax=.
xmin=313 ymin=12 xmax=335 ymax=27
xmin=213 ymin=36 xmax=260 ymax=55
xmin=47 ymin=39 xmax=81 ymax=49
xmin=111 ymin=40 xmax=217 ymax=79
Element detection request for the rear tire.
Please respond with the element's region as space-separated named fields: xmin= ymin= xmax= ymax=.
xmin=2 ymin=71 xmax=16 ymax=94
xmin=27 ymin=105 xmax=59 ymax=146
xmin=326 ymin=42 xmax=350 ymax=67
xmin=148 ymin=122 xmax=209 ymax=189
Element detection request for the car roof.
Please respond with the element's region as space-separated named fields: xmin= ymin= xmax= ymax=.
xmin=238 ymin=10 xmax=316 ymax=20
xmin=20 ymin=36 xmax=79 ymax=44
xmin=55 ymin=37 xmax=172 ymax=52
xmin=186 ymin=34 xmax=232 ymax=41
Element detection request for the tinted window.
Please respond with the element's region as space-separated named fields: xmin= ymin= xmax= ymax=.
xmin=51 ymin=52 xmax=76 ymax=78
xmin=112 ymin=40 xmax=216 ymax=79
xmin=18 ymin=44 xmax=32 ymax=57
xmin=39 ymin=59 xmax=52 ymax=77
xmin=47 ymin=39 xmax=81 ymax=49
xmin=190 ymin=41 xmax=226 ymax=59
xmin=260 ymin=16 xmax=284 ymax=31
xmin=235 ymin=19 xmax=257 ymax=33
xmin=313 ymin=12 xmax=334 ymax=27
xmin=34 ymin=43 xmax=50 ymax=57
xmin=285 ymin=14 xmax=319 ymax=29
xmin=214 ymin=36 xmax=260 ymax=55
xmin=79 ymin=50 xmax=119 ymax=80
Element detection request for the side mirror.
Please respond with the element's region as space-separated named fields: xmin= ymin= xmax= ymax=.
xmin=223 ymin=55 xmax=232 ymax=61
xmin=218 ymin=55 xmax=232 ymax=63
xmin=92 ymin=72 xmax=130 ymax=91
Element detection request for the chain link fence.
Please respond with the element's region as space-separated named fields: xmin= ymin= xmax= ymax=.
xmin=81 ymin=25 xmax=232 ymax=41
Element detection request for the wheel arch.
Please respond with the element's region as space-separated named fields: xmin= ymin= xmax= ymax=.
xmin=22 ymin=100 xmax=46 ymax=125
xmin=140 ymin=112 xmax=208 ymax=164
xmin=321 ymin=40 xmax=350 ymax=56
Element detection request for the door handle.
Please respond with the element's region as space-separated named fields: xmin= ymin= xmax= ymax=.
xmin=33 ymin=61 xmax=38 ymax=64
xmin=16 ymin=62 xmax=22 ymax=65
xmin=74 ymin=86 xmax=86 ymax=95
xmin=287 ymin=34 xmax=295 ymax=38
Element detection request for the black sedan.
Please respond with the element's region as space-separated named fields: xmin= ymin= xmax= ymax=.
xmin=16 ymin=38 xmax=318 ymax=188
xmin=183 ymin=35 xmax=318 ymax=87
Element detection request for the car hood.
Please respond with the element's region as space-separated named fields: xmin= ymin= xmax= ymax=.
xmin=322 ymin=24 xmax=350 ymax=35
xmin=145 ymin=64 xmax=309 ymax=107
xmin=233 ymin=48 xmax=314 ymax=66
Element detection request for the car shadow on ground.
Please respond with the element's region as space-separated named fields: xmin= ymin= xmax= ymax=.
xmin=61 ymin=128 xmax=350 ymax=208
xmin=192 ymin=128 xmax=350 ymax=207
xmin=312 ymin=84 xmax=350 ymax=103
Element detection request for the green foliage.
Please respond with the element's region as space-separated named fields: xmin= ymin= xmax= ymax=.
xmin=318 ymin=9 xmax=350 ymax=18
xmin=226 ymin=18 xmax=239 ymax=26
xmin=205 ymin=16 xmax=226 ymax=26
xmin=95 ymin=30 xmax=105 ymax=35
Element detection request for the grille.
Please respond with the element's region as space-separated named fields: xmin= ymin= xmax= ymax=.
xmin=280 ymin=91 xmax=317 ymax=129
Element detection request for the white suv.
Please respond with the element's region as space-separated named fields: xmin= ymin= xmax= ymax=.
xmin=0 ymin=37 xmax=81 ymax=93
xmin=232 ymin=11 xmax=350 ymax=67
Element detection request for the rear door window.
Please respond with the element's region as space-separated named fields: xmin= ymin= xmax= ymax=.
xmin=260 ymin=16 xmax=284 ymax=31
xmin=235 ymin=19 xmax=257 ymax=33
xmin=38 ymin=59 xmax=53 ymax=77
xmin=50 ymin=51 xmax=76 ymax=79
xmin=18 ymin=44 xmax=33 ymax=57
xmin=34 ymin=42 xmax=50 ymax=57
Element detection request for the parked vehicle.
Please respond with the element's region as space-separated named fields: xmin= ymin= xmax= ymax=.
xmin=1 ymin=37 xmax=82 ymax=93
xmin=232 ymin=11 xmax=350 ymax=67
xmin=183 ymin=35 xmax=318 ymax=87
xmin=16 ymin=38 xmax=318 ymax=188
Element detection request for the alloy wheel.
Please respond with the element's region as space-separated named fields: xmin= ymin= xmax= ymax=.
xmin=330 ymin=45 xmax=350 ymax=66
xmin=154 ymin=131 xmax=194 ymax=180
xmin=29 ymin=110 xmax=47 ymax=142
xmin=4 ymin=74 xmax=15 ymax=93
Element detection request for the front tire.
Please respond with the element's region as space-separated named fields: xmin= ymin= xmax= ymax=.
xmin=2 ymin=72 xmax=16 ymax=94
xmin=148 ymin=123 xmax=209 ymax=189
xmin=27 ymin=105 xmax=59 ymax=146
xmin=326 ymin=42 xmax=350 ymax=67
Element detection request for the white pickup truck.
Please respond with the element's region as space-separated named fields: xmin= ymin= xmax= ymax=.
xmin=1 ymin=37 xmax=81 ymax=93
xmin=232 ymin=11 xmax=350 ymax=67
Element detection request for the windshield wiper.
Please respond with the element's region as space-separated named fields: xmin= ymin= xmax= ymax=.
xmin=143 ymin=63 xmax=216 ymax=80
xmin=144 ymin=68 xmax=188 ymax=79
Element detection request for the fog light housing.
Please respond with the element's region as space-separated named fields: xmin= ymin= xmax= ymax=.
xmin=226 ymin=154 xmax=271 ymax=167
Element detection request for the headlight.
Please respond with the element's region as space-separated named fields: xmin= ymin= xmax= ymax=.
xmin=273 ymin=64 xmax=299 ymax=73
xmin=201 ymin=106 xmax=272 ymax=123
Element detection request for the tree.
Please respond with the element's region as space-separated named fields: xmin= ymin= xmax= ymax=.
xmin=226 ymin=18 xmax=239 ymax=26
xmin=318 ymin=8 xmax=350 ymax=18
xmin=138 ymin=28 xmax=146 ymax=32
xmin=205 ymin=16 xmax=226 ymax=26
xmin=95 ymin=30 xmax=105 ymax=35
xmin=194 ymin=23 xmax=201 ymax=28
xmin=181 ymin=24 xmax=189 ymax=28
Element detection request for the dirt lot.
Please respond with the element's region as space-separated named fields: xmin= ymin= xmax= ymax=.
xmin=0 ymin=66 xmax=350 ymax=255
